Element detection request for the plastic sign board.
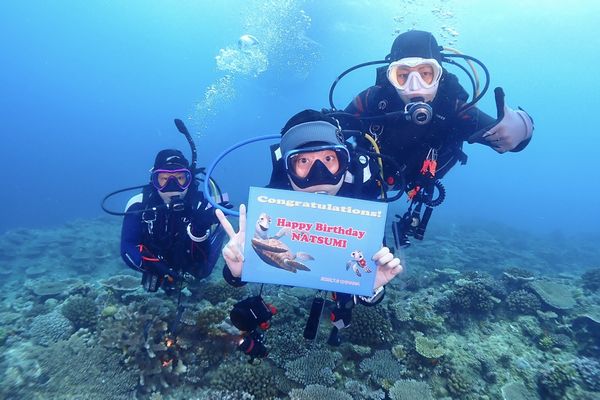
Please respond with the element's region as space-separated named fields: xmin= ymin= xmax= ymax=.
xmin=242 ymin=187 xmax=388 ymax=296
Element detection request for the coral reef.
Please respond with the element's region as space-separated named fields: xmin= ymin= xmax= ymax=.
xmin=528 ymin=280 xmax=576 ymax=310
xmin=581 ymin=268 xmax=600 ymax=291
xmin=345 ymin=304 xmax=394 ymax=346
xmin=284 ymin=349 xmax=342 ymax=386
xmin=34 ymin=332 xmax=137 ymax=399
xmin=445 ymin=280 xmax=497 ymax=315
xmin=537 ymin=362 xmax=576 ymax=399
xmin=506 ymin=289 xmax=541 ymax=315
xmin=29 ymin=311 xmax=74 ymax=345
xmin=1 ymin=332 xmax=137 ymax=399
xmin=414 ymin=331 xmax=446 ymax=359
xmin=344 ymin=379 xmax=385 ymax=400
xmin=192 ymin=279 xmax=246 ymax=304
xmin=388 ymin=379 xmax=434 ymax=400
xmin=288 ymin=384 xmax=352 ymax=400
xmin=359 ymin=349 xmax=406 ymax=387
xmin=210 ymin=359 xmax=278 ymax=399
xmin=98 ymin=299 xmax=202 ymax=393
xmin=574 ymin=357 xmax=600 ymax=392
xmin=3 ymin=215 xmax=600 ymax=399
xmin=61 ymin=295 xmax=99 ymax=330
xmin=500 ymin=381 xmax=538 ymax=400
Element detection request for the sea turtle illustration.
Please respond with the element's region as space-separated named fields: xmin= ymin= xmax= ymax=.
xmin=251 ymin=212 xmax=314 ymax=273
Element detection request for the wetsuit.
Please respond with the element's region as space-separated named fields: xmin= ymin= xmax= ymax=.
xmin=344 ymin=71 xmax=531 ymax=187
xmin=221 ymin=150 xmax=385 ymax=345
xmin=121 ymin=184 xmax=223 ymax=290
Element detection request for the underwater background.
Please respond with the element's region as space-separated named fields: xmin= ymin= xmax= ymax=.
xmin=1 ymin=1 xmax=599 ymax=399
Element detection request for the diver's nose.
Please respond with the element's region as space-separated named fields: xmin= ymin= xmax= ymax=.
xmin=407 ymin=72 xmax=421 ymax=91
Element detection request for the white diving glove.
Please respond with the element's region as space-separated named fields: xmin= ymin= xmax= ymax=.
xmin=468 ymin=87 xmax=534 ymax=153
xmin=215 ymin=204 xmax=246 ymax=278
xmin=482 ymin=105 xmax=534 ymax=153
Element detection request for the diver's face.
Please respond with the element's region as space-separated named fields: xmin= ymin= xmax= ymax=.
xmin=291 ymin=149 xmax=340 ymax=178
xmin=395 ymin=64 xmax=435 ymax=86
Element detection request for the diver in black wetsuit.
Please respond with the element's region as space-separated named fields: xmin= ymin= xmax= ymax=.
xmin=339 ymin=30 xmax=534 ymax=247
xmin=120 ymin=149 xmax=225 ymax=294
xmin=215 ymin=110 xmax=403 ymax=347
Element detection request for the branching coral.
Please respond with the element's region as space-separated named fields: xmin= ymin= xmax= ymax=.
xmin=449 ymin=281 xmax=496 ymax=315
xmin=506 ymin=289 xmax=541 ymax=315
xmin=210 ymin=359 xmax=278 ymax=399
xmin=344 ymin=379 xmax=385 ymax=400
xmin=288 ymin=384 xmax=351 ymax=400
xmin=30 ymin=311 xmax=74 ymax=345
xmin=284 ymin=349 xmax=342 ymax=386
xmin=388 ymin=379 xmax=433 ymax=400
xmin=266 ymin=327 xmax=310 ymax=367
xmin=574 ymin=357 xmax=600 ymax=392
xmin=346 ymin=304 xmax=394 ymax=346
xmin=537 ymin=362 xmax=576 ymax=399
xmin=359 ymin=349 xmax=406 ymax=388
xmin=34 ymin=332 xmax=137 ymax=399
xmin=99 ymin=300 xmax=201 ymax=393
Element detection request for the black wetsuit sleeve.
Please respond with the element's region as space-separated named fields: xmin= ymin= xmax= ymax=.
xmin=120 ymin=202 xmax=144 ymax=272
xmin=344 ymin=87 xmax=376 ymax=116
xmin=455 ymin=107 xmax=496 ymax=142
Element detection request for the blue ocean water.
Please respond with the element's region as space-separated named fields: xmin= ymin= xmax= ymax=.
xmin=2 ymin=3 xmax=600 ymax=399
xmin=0 ymin=0 xmax=598 ymax=236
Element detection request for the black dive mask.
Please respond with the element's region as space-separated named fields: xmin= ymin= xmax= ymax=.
xmin=158 ymin=177 xmax=187 ymax=193
xmin=284 ymin=145 xmax=349 ymax=190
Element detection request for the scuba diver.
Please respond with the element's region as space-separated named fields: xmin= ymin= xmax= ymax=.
xmin=329 ymin=30 xmax=534 ymax=248
xmin=120 ymin=149 xmax=224 ymax=293
xmin=214 ymin=109 xmax=403 ymax=350
xmin=103 ymin=120 xmax=229 ymax=294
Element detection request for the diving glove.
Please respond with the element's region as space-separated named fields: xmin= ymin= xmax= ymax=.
xmin=139 ymin=246 xmax=180 ymax=282
xmin=482 ymin=106 xmax=534 ymax=153
xmin=467 ymin=87 xmax=534 ymax=153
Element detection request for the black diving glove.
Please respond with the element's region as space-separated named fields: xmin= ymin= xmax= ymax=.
xmin=188 ymin=198 xmax=234 ymax=241
xmin=139 ymin=246 xmax=180 ymax=282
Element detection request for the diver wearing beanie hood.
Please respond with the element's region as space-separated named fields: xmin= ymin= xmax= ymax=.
xmin=215 ymin=109 xmax=403 ymax=347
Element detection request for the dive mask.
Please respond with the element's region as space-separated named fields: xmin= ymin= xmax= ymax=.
xmin=151 ymin=168 xmax=192 ymax=192
xmin=387 ymin=57 xmax=442 ymax=103
xmin=284 ymin=144 xmax=350 ymax=190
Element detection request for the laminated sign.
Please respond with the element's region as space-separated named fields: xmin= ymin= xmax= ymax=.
xmin=243 ymin=187 xmax=388 ymax=296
